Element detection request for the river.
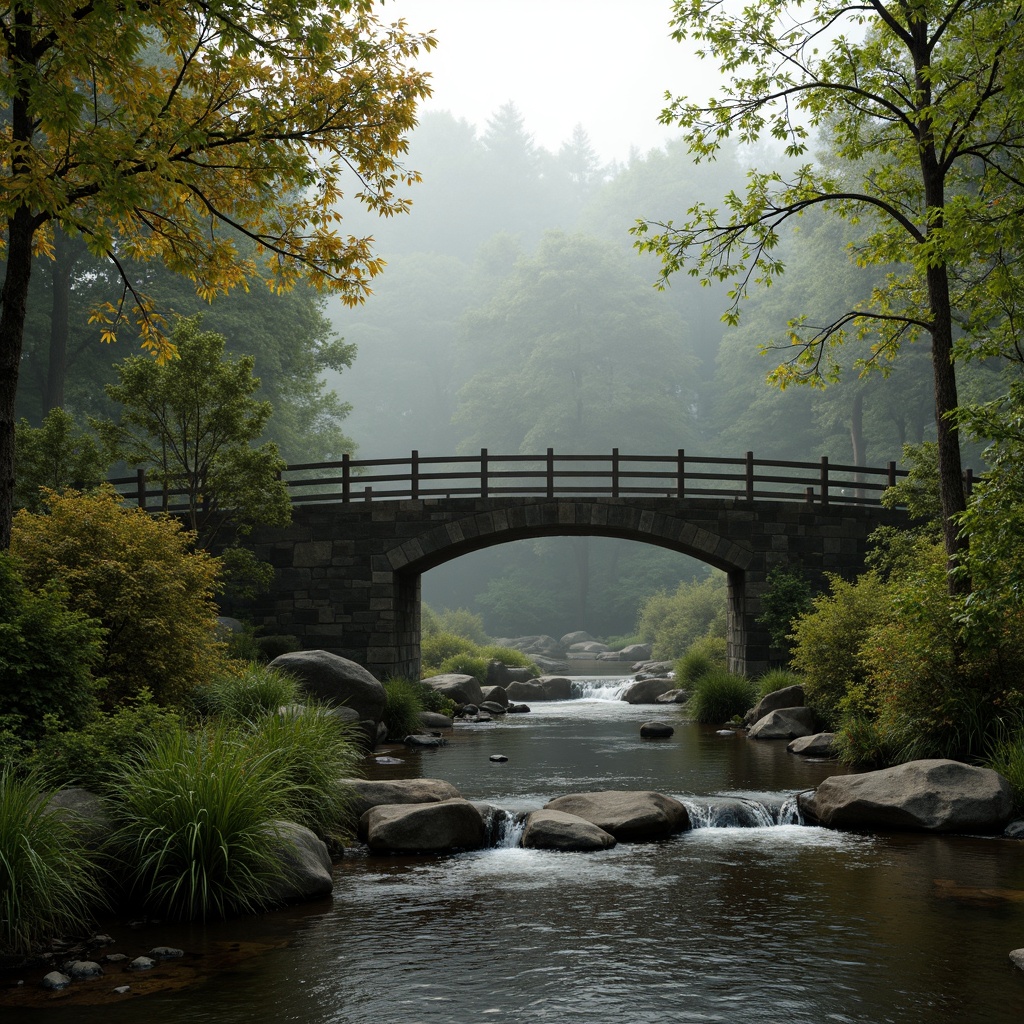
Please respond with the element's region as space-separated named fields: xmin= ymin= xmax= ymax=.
xmin=11 ymin=681 xmax=1024 ymax=1023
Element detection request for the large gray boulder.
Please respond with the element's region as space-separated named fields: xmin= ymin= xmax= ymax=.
xmin=361 ymin=799 xmax=487 ymax=853
xmin=621 ymin=678 xmax=676 ymax=704
xmin=544 ymin=790 xmax=690 ymax=841
xmin=265 ymin=820 xmax=333 ymax=903
xmin=748 ymin=706 xmax=821 ymax=740
xmin=522 ymin=809 xmax=617 ymax=852
xmin=480 ymin=685 xmax=510 ymax=707
xmin=569 ymin=641 xmax=610 ymax=654
xmin=799 ymin=759 xmax=1015 ymax=833
xmin=506 ymin=676 xmax=573 ymax=701
xmin=270 ymin=650 xmax=386 ymax=722
xmin=560 ymin=631 xmax=595 ymax=647
xmin=345 ymin=778 xmax=463 ymax=823
xmin=421 ymin=673 xmax=485 ymax=707
xmin=744 ymin=684 xmax=806 ymax=726
xmin=788 ymin=732 xmax=838 ymax=758
xmin=619 ymin=643 xmax=653 ymax=661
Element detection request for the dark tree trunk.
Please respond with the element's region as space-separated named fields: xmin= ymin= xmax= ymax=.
xmin=1 ymin=207 xmax=39 ymax=548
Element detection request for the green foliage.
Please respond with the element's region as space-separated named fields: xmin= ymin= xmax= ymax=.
xmin=28 ymin=689 xmax=181 ymax=791
xmin=422 ymin=605 xmax=489 ymax=645
xmin=833 ymin=715 xmax=901 ymax=769
xmin=674 ymin=634 xmax=728 ymax=685
xmin=789 ymin=572 xmax=890 ymax=728
xmin=94 ymin=317 xmax=292 ymax=551
xmin=418 ymin=687 xmax=457 ymax=717
xmin=382 ymin=678 xmax=427 ymax=740
xmin=109 ymin=723 xmax=299 ymax=922
xmin=200 ymin=664 xmax=301 ymax=721
xmin=0 ymin=552 xmax=104 ymax=744
xmin=438 ymin=653 xmax=490 ymax=684
xmin=755 ymin=668 xmax=803 ymax=702
xmin=243 ymin=708 xmax=360 ymax=844
xmin=219 ymin=545 xmax=277 ymax=602
xmin=0 ymin=768 xmax=107 ymax=954
xmin=984 ymin=726 xmax=1024 ymax=813
xmin=478 ymin=645 xmax=540 ymax=673
xmin=14 ymin=409 xmax=109 ymax=513
xmin=688 ymin=669 xmax=757 ymax=725
xmin=421 ymin=631 xmax=479 ymax=671
xmin=757 ymin=565 xmax=812 ymax=657
xmin=637 ymin=574 xmax=727 ymax=660
xmin=11 ymin=488 xmax=228 ymax=707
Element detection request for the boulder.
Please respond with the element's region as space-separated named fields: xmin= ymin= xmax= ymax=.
xmin=421 ymin=673 xmax=485 ymax=707
xmin=744 ymin=684 xmax=806 ymax=726
xmin=404 ymin=734 xmax=447 ymax=747
xmin=655 ymin=689 xmax=691 ymax=704
xmin=485 ymin=660 xmax=512 ymax=686
xmin=619 ymin=643 xmax=653 ymax=661
xmin=265 ymin=820 xmax=333 ymax=903
xmin=480 ymin=685 xmax=510 ymax=707
xmin=788 ymin=732 xmax=838 ymax=758
xmin=640 ymin=721 xmax=675 ymax=739
xmin=345 ymin=778 xmax=463 ymax=823
xmin=621 ymin=678 xmax=676 ymax=704
xmin=419 ymin=711 xmax=454 ymax=730
xmin=544 ymin=790 xmax=690 ymax=841
xmin=479 ymin=701 xmax=507 ymax=715
xmin=748 ymin=707 xmax=821 ymax=740
xmin=507 ymin=703 xmax=531 ymax=714
xmin=1011 ymin=949 xmax=1024 ymax=972
xmin=560 ymin=631 xmax=595 ymax=647
xmin=269 ymin=650 xmax=386 ymax=722
xmin=506 ymin=677 xmax=572 ymax=701
xmin=522 ymin=809 xmax=617 ymax=852
xmin=799 ymin=759 xmax=1015 ymax=833
xmin=633 ymin=661 xmax=675 ymax=677
xmin=569 ymin=641 xmax=610 ymax=654
xmin=361 ymin=799 xmax=487 ymax=853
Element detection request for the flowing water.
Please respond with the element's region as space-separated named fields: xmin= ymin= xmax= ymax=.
xmin=12 ymin=681 xmax=1024 ymax=1023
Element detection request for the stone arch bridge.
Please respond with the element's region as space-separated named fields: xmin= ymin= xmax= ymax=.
xmin=163 ymin=450 xmax=910 ymax=679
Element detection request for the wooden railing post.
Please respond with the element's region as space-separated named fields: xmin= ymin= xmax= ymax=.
xmin=136 ymin=468 xmax=146 ymax=509
xmin=888 ymin=460 xmax=897 ymax=489
xmin=677 ymin=449 xmax=685 ymax=499
xmin=410 ymin=450 xmax=419 ymax=500
xmin=820 ymin=456 xmax=829 ymax=506
xmin=480 ymin=448 xmax=489 ymax=498
xmin=965 ymin=467 xmax=974 ymax=497
xmin=611 ymin=448 xmax=620 ymax=498
xmin=364 ymin=485 xmax=372 ymax=502
xmin=546 ymin=448 xmax=555 ymax=498
xmin=342 ymin=452 xmax=351 ymax=503
xmin=745 ymin=451 xmax=755 ymax=502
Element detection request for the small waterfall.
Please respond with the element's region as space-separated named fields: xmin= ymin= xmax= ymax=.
xmin=570 ymin=677 xmax=632 ymax=701
xmin=478 ymin=806 xmax=527 ymax=848
xmin=683 ymin=794 xmax=805 ymax=828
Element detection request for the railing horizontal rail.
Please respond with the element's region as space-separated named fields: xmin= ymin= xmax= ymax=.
xmin=107 ymin=450 xmax=915 ymax=510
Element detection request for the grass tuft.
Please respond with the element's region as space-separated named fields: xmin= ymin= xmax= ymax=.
xmin=688 ymin=669 xmax=757 ymax=725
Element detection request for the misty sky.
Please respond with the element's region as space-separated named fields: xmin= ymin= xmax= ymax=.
xmin=386 ymin=0 xmax=712 ymax=162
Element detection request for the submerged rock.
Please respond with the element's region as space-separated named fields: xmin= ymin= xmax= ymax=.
xmin=41 ymin=972 xmax=71 ymax=990
xmin=640 ymin=721 xmax=675 ymax=739
xmin=788 ymin=732 xmax=837 ymax=758
xmin=345 ymin=778 xmax=462 ymax=823
xmin=800 ymin=759 xmax=1014 ymax=833
xmin=522 ymin=809 xmax=617 ymax=852
xmin=544 ymin=790 xmax=690 ymax=841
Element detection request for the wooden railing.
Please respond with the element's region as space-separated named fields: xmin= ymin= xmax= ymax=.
xmin=107 ymin=449 xmax=911 ymax=511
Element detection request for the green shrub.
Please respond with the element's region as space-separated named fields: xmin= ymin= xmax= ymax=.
xmin=109 ymin=723 xmax=299 ymax=921
xmin=674 ymin=634 xmax=727 ymax=684
xmin=255 ymin=634 xmax=301 ymax=661
xmin=985 ymin=726 xmax=1024 ymax=812
xmin=834 ymin=715 xmax=901 ymax=768
xmin=433 ymin=606 xmax=489 ymax=644
xmin=756 ymin=668 xmax=803 ymax=701
xmin=28 ymin=689 xmax=181 ymax=790
xmin=478 ymin=645 xmax=539 ymax=674
xmin=421 ymin=630 xmax=478 ymax=671
xmin=200 ymin=663 xmax=301 ymax=721
xmin=438 ymin=652 xmax=490 ymax=683
xmin=0 ymin=552 xmax=104 ymax=744
xmin=11 ymin=488 xmax=228 ymax=707
xmin=637 ymin=574 xmax=727 ymax=660
xmin=688 ymin=669 xmax=757 ymax=724
xmin=244 ymin=708 xmax=360 ymax=843
xmin=418 ymin=687 xmax=456 ymax=717
xmin=789 ymin=571 xmax=890 ymax=727
xmin=382 ymin=678 xmax=426 ymax=740
xmin=757 ymin=565 xmax=813 ymax=660
xmin=0 ymin=768 xmax=107 ymax=953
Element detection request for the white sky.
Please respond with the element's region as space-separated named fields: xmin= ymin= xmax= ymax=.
xmin=384 ymin=0 xmax=714 ymax=163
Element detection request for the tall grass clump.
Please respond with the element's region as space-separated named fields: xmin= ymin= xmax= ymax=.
xmin=421 ymin=631 xmax=478 ymax=671
xmin=109 ymin=723 xmax=298 ymax=921
xmin=244 ymin=708 xmax=361 ymax=843
xmin=479 ymin=645 xmax=540 ymax=674
xmin=199 ymin=663 xmax=301 ymax=721
xmin=437 ymin=652 xmax=490 ymax=683
xmin=0 ymin=768 xmax=107 ymax=953
xmin=674 ymin=634 xmax=727 ymax=685
xmin=984 ymin=725 xmax=1024 ymax=812
xmin=688 ymin=669 xmax=757 ymax=725
xmin=381 ymin=678 xmax=426 ymax=740
xmin=755 ymin=668 xmax=803 ymax=701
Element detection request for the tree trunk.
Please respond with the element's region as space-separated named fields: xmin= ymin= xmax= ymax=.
xmin=0 ymin=207 xmax=39 ymax=548
xmin=43 ymin=227 xmax=75 ymax=414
